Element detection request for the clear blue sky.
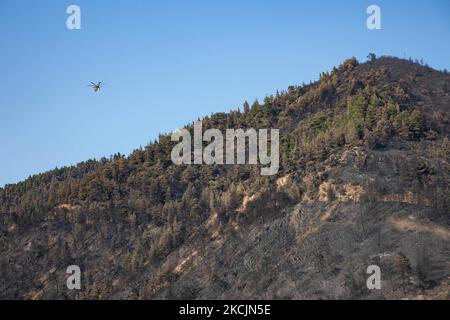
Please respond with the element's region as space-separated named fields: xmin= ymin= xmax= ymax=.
xmin=0 ymin=0 xmax=449 ymax=187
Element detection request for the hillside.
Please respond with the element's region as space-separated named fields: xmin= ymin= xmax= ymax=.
xmin=0 ymin=56 xmax=449 ymax=299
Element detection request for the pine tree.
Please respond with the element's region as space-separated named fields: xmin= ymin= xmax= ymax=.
xmin=243 ymin=101 xmax=250 ymax=113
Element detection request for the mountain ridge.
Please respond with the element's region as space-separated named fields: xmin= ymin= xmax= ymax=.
xmin=1 ymin=56 xmax=449 ymax=299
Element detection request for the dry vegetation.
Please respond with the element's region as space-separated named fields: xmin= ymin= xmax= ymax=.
xmin=0 ymin=56 xmax=449 ymax=299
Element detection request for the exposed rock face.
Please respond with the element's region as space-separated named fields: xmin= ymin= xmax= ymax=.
xmin=0 ymin=57 xmax=449 ymax=299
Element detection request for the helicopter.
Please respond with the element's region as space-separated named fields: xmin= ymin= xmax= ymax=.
xmin=88 ymin=81 xmax=105 ymax=92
